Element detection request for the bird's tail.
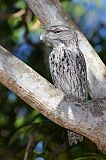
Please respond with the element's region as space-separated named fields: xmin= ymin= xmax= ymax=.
xmin=67 ymin=130 xmax=83 ymax=145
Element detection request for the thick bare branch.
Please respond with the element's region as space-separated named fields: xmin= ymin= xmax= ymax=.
xmin=0 ymin=45 xmax=106 ymax=153
xmin=25 ymin=0 xmax=106 ymax=99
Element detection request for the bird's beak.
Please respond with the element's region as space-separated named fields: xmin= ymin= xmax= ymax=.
xmin=40 ymin=34 xmax=45 ymax=41
xmin=40 ymin=30 xmax=47 ymax=41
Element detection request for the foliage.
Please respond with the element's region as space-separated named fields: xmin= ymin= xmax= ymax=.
xmin=0 ymin=0 xmax=106 ymax=159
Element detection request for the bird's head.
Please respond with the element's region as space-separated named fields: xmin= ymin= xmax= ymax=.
xmin=40 ymin=25 xmax=77 ymax=47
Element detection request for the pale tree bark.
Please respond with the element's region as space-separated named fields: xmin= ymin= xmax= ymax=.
xmin=0 ymin=0 xmax=106 ymax=154
xmin=0 ymin=44 xmax=106 ymax=153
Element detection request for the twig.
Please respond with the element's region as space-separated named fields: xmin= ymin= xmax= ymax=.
xmin=24 ymin=133 xmax=35 ymax=160
xmin=32 ymin=19 xmax=41 ymax=30
xmin=0 ymin=9 xmax=25 ymax=20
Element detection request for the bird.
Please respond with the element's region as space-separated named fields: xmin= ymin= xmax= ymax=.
xmin=40 ymin=25 xmax=88 ymax=145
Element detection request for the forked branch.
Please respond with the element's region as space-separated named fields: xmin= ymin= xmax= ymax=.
xmin=0 ymin=45 xmax=106 ymax=153
xmin=0 ymin=0 xmax=106 ymax=154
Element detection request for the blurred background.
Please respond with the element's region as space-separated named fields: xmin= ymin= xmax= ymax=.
xmin=0 ymin=0 xmax=106 ymax=159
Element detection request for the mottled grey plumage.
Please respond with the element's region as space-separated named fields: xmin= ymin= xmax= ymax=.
xmin=40 ymin=25 xmax=88 ymax=145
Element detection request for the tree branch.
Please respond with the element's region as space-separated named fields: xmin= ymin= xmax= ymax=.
xmin=0 ymin=0 xmax=106 ymax=155
xmin=25 ymin=0 xmax=106 ymax=99
xmin=0 ymin=45 xmax=106 ymax=153
xmin=0 ymin=9 xmax=25 ymax=20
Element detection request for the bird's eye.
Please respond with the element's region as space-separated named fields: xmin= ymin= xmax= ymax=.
xmin=53 ymin=30 xmax=61 ymax=34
